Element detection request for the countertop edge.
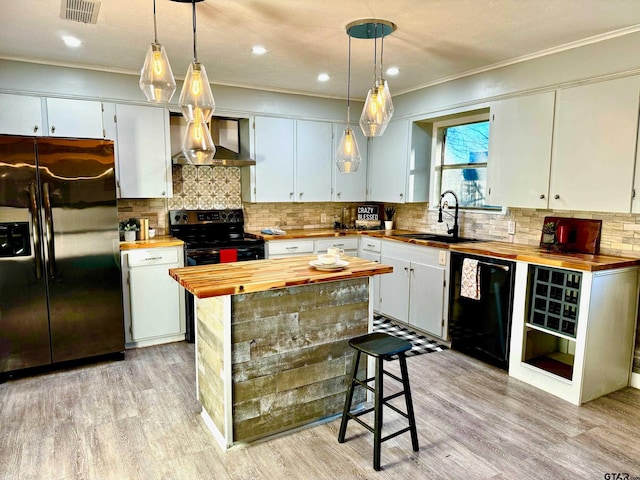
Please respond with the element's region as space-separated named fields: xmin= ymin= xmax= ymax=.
xmin=120 ymin=236 xmax=184 ymax=250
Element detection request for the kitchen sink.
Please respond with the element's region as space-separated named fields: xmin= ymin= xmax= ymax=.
xmin=395 ymin=233 xmax=482 ymax=244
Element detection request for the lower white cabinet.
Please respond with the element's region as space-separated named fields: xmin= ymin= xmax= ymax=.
xmin=266 ymin=236 xmax=359 ymax=259
xmin=509 ymin=263 xmax=639 ymax=405
xmin=379 ymin=240 xmax=449 ymax=339
xmin=121 ymin=246 xmax=185 ymax=348
xmin=266 ymin=239 xmax=315 ymax=259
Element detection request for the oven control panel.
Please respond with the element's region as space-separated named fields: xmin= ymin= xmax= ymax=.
xmin=169 ymin=209 xmax=244 ymax=225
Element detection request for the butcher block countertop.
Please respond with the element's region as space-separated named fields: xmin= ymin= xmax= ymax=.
xmin=449 ymin=241 xmax=640 ymax=272
xmin=246 ymin=228 xmax=372 ymax=240
xmin=120 ymin=235 xmax=184 ymax=250
xmin=169 ymin=255 xmax=392 ymax=298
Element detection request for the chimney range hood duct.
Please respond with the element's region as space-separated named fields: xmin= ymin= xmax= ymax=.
xmin=170 ymin=114 xmax=256 ymax=166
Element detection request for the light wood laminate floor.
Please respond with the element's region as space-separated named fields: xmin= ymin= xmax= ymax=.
xmin=1 ymin=342 xmax=639 ymax=479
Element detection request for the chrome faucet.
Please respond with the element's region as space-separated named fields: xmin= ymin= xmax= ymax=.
xmin=438 ymin=190 xmax=459 ymax=239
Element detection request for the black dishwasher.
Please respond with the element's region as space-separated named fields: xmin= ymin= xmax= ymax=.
xmin=448 ymin=252 xmax=516 ymax=369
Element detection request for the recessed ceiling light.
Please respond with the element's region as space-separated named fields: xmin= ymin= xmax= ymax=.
xmin=386 ymin=66 xmax=400 ymax=76
xmin=252 ymin=45 xmax=267 ymax=55
xmin=317 ymin=73 xmax=330 ymax=82
xmin=62 ymin=35 xmax=82 ymax=47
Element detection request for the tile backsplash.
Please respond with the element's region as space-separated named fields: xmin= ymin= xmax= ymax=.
xmin=168 ymin=165 xmax=242 ymax=211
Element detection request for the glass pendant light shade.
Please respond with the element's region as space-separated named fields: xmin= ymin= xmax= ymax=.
xmin=336 ymin=126 xmax=362 ymax=173
xmin=140 ymin=43 xmax=176 ymax=103
xmin=182 ymin=119 xmax=216 ymax=164
xmin=359 ymin=79 xmax=393 ymax=137
xmin=179 ymin=61 xmax=215 ymax=123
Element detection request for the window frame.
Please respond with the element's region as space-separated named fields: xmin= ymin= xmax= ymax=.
xmin=429 ymin=111 xmax=503 ymax=213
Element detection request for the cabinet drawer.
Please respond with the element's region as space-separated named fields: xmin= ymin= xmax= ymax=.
xmin=267 ymin=239 xmax=314 ymax=256
xmin=316 ymin=236 xmax=358 ymax=252
xmin=127 ymin=247 xmax=180 ymax=267
xmin=359 ymin=237 xmax=381 ymax=253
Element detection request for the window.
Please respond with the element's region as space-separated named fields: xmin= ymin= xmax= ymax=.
xmin=432 ymin=112 xmax=498 ymax=210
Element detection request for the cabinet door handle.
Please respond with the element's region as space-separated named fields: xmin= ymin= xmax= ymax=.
xmin=540 ymin=194 xmax=545 ymax=199
xmin=33 ymin=125 xmax=39 ymax=133
xmin=332 ymin=243 xmax=344 ymax=247
xmin=51 ymin=125 xmax=56 ymax=134
xmin=554 ymin=194 xmax=560 ymax=200
xmin=286 ymin=246 xmax=299 ymax=250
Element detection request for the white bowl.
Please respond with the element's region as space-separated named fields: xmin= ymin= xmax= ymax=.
xmin=318 ymin=254 xmax=338 ymax=265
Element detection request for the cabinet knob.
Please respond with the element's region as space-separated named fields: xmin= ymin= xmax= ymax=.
xmin=337 ymin=192 xmax=341 ymax=198
xmin=554 ymin=194 xmax=560 ymax=200
xmin=33 ymin=125 xmax=39 ymax=133
xmin=540 ymin=194 xmax=545 ymax=199
xmin=161 ymin=191 xmax=166 ymax=196
xmin=289 ymin=192 xmax=294 ymax=198
xmin=51 ymin=125 xmax=56 ymax=134
xmin=399 ymin=193 xmax=404 ymax=199
xmin=299 ymin=192 xmax=303 ymax=198
xmin=488 ymin=187 xmax=491 ymax=195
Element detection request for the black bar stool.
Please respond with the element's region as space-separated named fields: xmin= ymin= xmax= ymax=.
xmin=338 ymin=332 xmax=419 ymax=471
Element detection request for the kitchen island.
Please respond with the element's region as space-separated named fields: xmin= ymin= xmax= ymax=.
xmin=169 ymin=255 xmax=392 ymax=448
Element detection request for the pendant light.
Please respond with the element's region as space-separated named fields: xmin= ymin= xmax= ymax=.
xmin=175 ymin=0 xmax=216 ymax=164
xmin=139 ymin=0 xmax=176 ymax=103
xmin=347 ymin=19 xmax=396 ymax=138
xmin=336 ymin=33 xmax=362 ymax=173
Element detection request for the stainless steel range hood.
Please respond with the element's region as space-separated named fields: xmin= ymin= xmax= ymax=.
xmin=170 ymin=114 xmax=256 ymax=166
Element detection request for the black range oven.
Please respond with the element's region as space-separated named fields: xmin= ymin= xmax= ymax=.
xmin=169 ymin=209 xmax=265 ymax=342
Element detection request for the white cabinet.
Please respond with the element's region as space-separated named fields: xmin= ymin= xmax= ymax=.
xmin=250 ymin=116 xmax=295 ymax=202
xmin=296 ymin=120 xmax=333 ymax=202
xmin=333 ymin=123 xmax=368 ymax=202
xmin=379 ymin=240 xmax=448 ymax=339
xmin=106 ymin=103 xmax=172 ymax=198
xmin=121 ymin=246 xmax=185 ymax=348
xmin=0 ymin=94 xmax=103 ymax=138
xmin=45 ymin=97 xmax=104 ymax=138
xmin=266 ymin=239 xmax=315 ymax=259
xmin=0 ymin=93 xmax=43 ymax=136
xmin=487 ymin=91 xmax=555 ymax=209
xmin=358 ymin=237 xmax=382 ymax=311
xmin=315 ymin=236 xmax=358 ymax=256
xmin=509 ymin=263 xmax=639 ymax=405
xmin=550 ymin=76 xmax=640 ymax=213
xmin=368 ymin=120 xmax=431 ymax=204
xmin=369 ymin=120 xmax=410 ymax=203
xmin=247 ymin=116 xmax=334 ymax=203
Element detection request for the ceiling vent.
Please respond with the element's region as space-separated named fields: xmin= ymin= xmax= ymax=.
xmin=60 ymin=0 xmax=101 ymax=24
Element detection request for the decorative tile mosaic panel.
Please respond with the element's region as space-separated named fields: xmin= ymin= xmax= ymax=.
xmin=168 ymin=165 xmax=242 ymax=210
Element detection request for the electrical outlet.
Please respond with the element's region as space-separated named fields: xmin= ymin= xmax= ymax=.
xmin=508 ymin=220 xmax=516 ymax=235
xmin=438 ymin=251 xmax=447 ymax=266
xmin=321 ymin=213 xmax=327 ymax=224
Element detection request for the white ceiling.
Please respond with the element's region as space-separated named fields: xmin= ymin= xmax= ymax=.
xmin=2 ymin=0 xmax=640 ymax=100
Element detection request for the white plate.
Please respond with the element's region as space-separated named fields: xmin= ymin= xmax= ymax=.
xmin=309 ymin=259 xmax=350 ymax=271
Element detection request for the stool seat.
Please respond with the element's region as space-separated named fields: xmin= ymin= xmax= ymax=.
xmin=349 ymin=332 xmax=412 ymax=357
xmin=338 ymin=332 xmax=419 ymax=471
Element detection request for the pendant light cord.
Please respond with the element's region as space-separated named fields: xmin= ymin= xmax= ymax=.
xmin=191 ymin=0 xmax=198 ymax=62
xmin=347 ymin=33 xmax=352 ymax=126
xmin=152 ymin=0 xmax=158 ymax=44
xmin=380 ymin=27 xmax=385 ymax=81
xmin=372 ymin=24 xmax=378 ymax=85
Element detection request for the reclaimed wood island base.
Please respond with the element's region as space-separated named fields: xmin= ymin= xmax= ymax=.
xmin=169 ymin=255 xmax=392 ymax=449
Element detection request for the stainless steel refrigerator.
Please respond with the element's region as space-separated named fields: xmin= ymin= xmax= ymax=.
xmin=0 ymin=135 xmax=124 ymax=378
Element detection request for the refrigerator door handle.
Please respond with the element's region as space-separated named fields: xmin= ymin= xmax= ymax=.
xmin=29 ymin=183 xmax=43 ymax=280
xmin=42 ymin=182 xmax=56 ymax=279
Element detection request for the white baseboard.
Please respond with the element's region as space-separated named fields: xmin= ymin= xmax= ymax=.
xmin=201 ymin=408 xmax=228 ymax=451
xmin=631 ymin=372 xmax=640 ymax=389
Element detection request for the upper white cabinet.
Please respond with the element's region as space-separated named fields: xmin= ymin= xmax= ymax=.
xmin=487 ymin=91 xmax=555 ymax=209
xmin=104 ymin=103 xmax=172 ymax=199
xmin=250 ymin=116 xmax=295 ymax=202
xmin=550 ymin=76 xmax=640 ymax=213
xmin=244 ymin=116 xmax=334 ymax=203
xmin=368 ymin=120 xmax=430 ymax=204
xmin=45 ymin=98 xmax=104 ymax=138
xmin=295 ymin=119 xmax=333 ymax=202
xmin=0 ymin=94 xmax=103 ymax=139
xmin=487 ymin=76 xmax=640 ymax=213
xmin=0 ymin=93 xmax=43 ymax=136
xmin=368 ymin=120 xmax=410 ymax=203
xmin=333 ymin=123 xmax=368 ymax=202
